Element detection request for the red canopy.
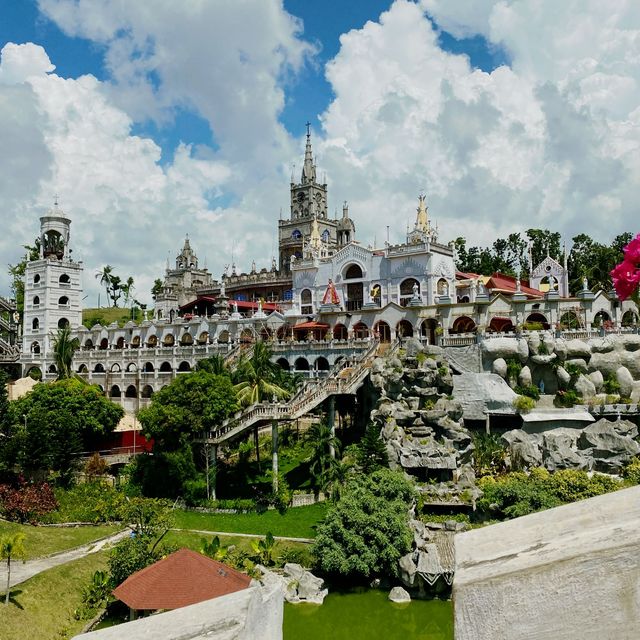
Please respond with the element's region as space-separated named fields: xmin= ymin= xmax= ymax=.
xmin=113 ymin=548 xmax=251 ymax=611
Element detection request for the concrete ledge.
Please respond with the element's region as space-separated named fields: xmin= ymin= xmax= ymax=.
xmin=454 ymin=485 xmax=640 ymax=640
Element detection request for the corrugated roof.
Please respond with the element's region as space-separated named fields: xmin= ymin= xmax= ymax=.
xmin=112 ymin=548 xmax=251 ymax=611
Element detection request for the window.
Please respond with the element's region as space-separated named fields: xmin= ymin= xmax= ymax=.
xmin=58 ymin=296 xmax=69 ymax=307
xmin=301 ymin=289 xmax=313 ymax=315
xmin=321 ymin=229 xmax=330 ymax=243
xmin=57 ymin=318 xmax=69 ymax=329
xmin=344 ymin=264 xmax=363 ymax=279
xmin=59 ymin=274 xmax=70 ymax=285
xmin=291 ymin=229 xmax=302 ymax=240
xmin=33 ymin=274 xmax=40 ymax=284
xmin=33 ymin=296 xmax=40 ymax=306
xmin=32 ymin=318 xmax=39 ymax=330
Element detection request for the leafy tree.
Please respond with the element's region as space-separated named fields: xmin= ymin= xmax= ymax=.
xmin=306 ymin=422 xmax=341 ymax=493
xmin=233 ymin=342 xmax=291 ymax=407
xmin=151 ymin=278 xmax=164 ymax=301
xmin=138 ymin=371 xmax=237 ymax=451
xmin=108 ymin=274 xmax=122 ymax=307
xmin=0 ymin=370 xmax=9 ymax=435
xmin=1 ymin=532 xmax=26 ymax=605
xmin=121 ymin=276 xmax=135 ymax=307
xmin=0 ymin=481 xmax=58 ymax=523
xmin=196 ymin=354 xmax=230 ymax=377
xmin=6 ymin=379 xmax=123 ymax=484
xmin=356 ymin=423 xmax=389 ymax=473
xmin=131 ymin=447 xmax=198 ymax=499
xmin=52 ymin=326 xmax=80 ymax=380
xmin=312 ymin=469 xmax=415 ymax=580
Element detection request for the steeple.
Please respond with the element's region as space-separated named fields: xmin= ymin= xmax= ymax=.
xmin=301 ymin=122 xmax=316 ymax=184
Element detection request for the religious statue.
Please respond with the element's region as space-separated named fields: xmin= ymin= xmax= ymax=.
xmin=233 ymin=301 xmax=239 ymax=315
xmin=582 ymin=276 xmax=589 ymax=291
xmin=322 ymin=278 xmax=340 ymax=305
xmin=412 ymin=281 xmax=419 ymax=298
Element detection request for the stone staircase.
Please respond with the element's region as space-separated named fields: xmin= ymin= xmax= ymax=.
xmin=210 ymin=339 xmax=385 ymax=445
xmin=443 ymin=344 xmax=482 ymax=374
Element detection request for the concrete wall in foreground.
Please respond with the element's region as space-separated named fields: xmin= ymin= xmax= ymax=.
xmin=454 ymin=485 xmax=640 ymax=640
xmin=74 ymin=581 xmax=283 ymax=640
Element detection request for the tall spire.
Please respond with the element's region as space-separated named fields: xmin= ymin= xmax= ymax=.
xmin=301 ymin=121 xmax=316 ymax=184
xmin=415 ymin=194 xmax=429 ymax=232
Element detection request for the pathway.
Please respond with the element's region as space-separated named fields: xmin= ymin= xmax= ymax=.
xmin=0 ymin=529 xmax=129 ymax=591
xmin=176 ymin=527 xmax=314 ymax=544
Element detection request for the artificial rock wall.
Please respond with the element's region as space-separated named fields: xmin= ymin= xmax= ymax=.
xmin=454 ymin=485 xmax=640 ymax=640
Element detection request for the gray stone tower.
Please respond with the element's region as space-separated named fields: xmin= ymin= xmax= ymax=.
xmin=21 ymin=199 xmax=83 ymax=374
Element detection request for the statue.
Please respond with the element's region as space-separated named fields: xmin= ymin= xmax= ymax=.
xmin=251 ymin=260 xmax=256 ymax=273
xmin=412 ymin=281 xmax=419 ymax=297
xmin=233 ymin=301 xmax=238 ymax=315
xmin=582 ymin=276 xmax=589 ymax=291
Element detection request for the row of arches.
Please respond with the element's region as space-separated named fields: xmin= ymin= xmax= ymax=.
xmin=81 ymin=329 xmax=239 ymax=351
xmin=78 ymin=361 xmax=192 ymax=374
xmin=276 ymin=356 xmax=330 ymax=372
xmin=32 ymin=274 xmax=71 ymax=286
xmin=109 ymin=384 xmax=155 ymax=399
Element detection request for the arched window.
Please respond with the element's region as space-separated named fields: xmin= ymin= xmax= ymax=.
xmin=99 ymin=337 xmax=109 ymax=350
xmin=163 ymin=334 xmax=175 ymax=347
xmin=77 ymin=364 xmax=88 ymax=373
xmin=451 ymin=316 xmax=477 ymax=334
xmin=110 ymin=363 xmax=121 ymax=372
xmin=84 ymin=339 xmax=94 ymax=350
xmin=59 ymin=274 xmax=70 ymax=285
xmin=33 ymin=295 xmax=40 ymax=306
xmin=291 ymin=229 xmax=302 ymax=239
xmin=143 ymin=362 xmax=154 ymax=372
xmin=352 ymin=322 xmax=369 ymax=339
xmin=147 ymin=335 xmax=158 ymax=348
xmin=180 ymin=333 xmax=193 ymax=346
xmin=130 ymin=335 xmax=141 ymax=348
xmin=399 ymin=278 xmax=420 ymax=306
xmin=32 ymin=318 xmax=39 ymax=331
xmin=48 ymin=364 xmax=57 ymax=374
xmin=57 ymin=317 xmax=69 ymax=329
xmin=321 ymin=229 xmax=330 ymax=243
xmin=301 ymin=289 xmax=313 ymax=315
xmin=178 ymin=361 xmax=191 ymax=372
xmin=115 ymin=337 xmax=125 ymax=349
xmin=93 ymin=363 xmax=105 ymax=373
xmin=141 ymin=385 xmax=154 ymax=398
xmin=110 ymin=385 xmax=121 ymax=398
xmin=31 ymin=341 xmax=40 ymax=354
xmin=396 ymin=320 xmax=414 ymax=338
xmin=58 ymin=296 xmax=69 ymax=307
xmin=125 ymin=385 xmax=137 ymax=398
xmin=160 ymin=361 xmax=172 ymax=372
xmin=344 ymin=264 xmax=363 ymax=279
xmin=294 ymin=357 xmax=309 ymax=371
xmin=276 ymin=358 xmax=290 ymax=371
xmin=437 ymin=278 xmax=449 ymax=296
xmin=315 ymin=356 xmax=330 ymax=371
xmin=34 ymin=274 xmax=40 ymax=284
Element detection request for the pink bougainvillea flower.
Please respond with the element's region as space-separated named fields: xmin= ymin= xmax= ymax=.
xmin=623 ymin=233 xmax=640 ymax=264
xmin=611 ymin=258 xmax=640 ymax=301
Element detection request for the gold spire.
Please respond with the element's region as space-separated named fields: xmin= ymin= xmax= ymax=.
xmin=415 ymin=194 xmax=429 ymax=232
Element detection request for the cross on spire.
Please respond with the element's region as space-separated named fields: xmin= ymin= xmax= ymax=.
xmin=305 ymin=121 xmax=311 ymax=137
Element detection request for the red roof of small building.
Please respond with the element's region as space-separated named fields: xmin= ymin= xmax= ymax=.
xmin=456 ymin=270 xmax=482 ymax=280
xmin=293 ymin=321 xmax=330 ymax=330
xmin=485 ymin=273 xmax=543 ymax=298
xmin=112 ymin=548 xmax=252 ymax=611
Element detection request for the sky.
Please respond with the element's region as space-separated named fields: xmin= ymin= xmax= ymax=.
xmin=0 ymin=0 xmax=638 ymax=306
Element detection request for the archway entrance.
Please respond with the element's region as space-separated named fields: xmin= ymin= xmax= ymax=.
xmin=396 ymin=319 xmax=414 ymax=338
xmin=421 ymin=319 xmax=438 ymax=344
xmin=374 ymin=320 xmax=391 ymax=343
xmin=451 ymin=316 xmax=477 ymax=334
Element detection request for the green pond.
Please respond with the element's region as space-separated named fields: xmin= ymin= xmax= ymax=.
xmin=283 ymin=589 xmax=453 ymax=640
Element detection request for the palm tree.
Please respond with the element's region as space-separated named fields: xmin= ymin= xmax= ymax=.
xmin=1 ymin=532 xmax=26 ymax=605
xmin=52 ymin=326 xmax=80 ymax=379
xmin=306 ymin=421 xmax=341 ymax=494
xmin=233 ymin=342 xmax=290 ymax=407
xmin=196 ymin=354 xmax=229 ymax=377
xmin=95 ymin=265 xmax=113 ymax=306
xmin=122 ymin=276 xmax=135 ymax=307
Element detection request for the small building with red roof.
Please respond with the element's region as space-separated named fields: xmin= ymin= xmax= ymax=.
xmin=113 ymin=548 xmax=252 ymax=614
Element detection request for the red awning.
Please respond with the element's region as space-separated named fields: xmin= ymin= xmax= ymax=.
xmin=293 ymin=321 xmax=330 ymax=330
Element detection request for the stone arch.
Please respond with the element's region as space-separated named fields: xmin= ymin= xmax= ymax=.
xmin=48 ymin=364 xmax=57 ymax=374
xmin=374 ymin=320 xmax=391 ymax=343
xmin=126 ymin=362 xmax=138 ymax=372
xmin=33 ymin=295 xmax=40 ymax=306
xmin=301 ymin=288 xmax=313 ymax=314
xmin=294 ymin=357 xmax=310 ymax=371
xmin=180 ymin=333 xmax=193 ymax=346
xmin=59 ymin=273 xmax=70 ymax=285
xmin=399 ymin=278 xmax=420 ymax=306
xmin=217 ymin=330 xmax=229 ymax=343
xmin=276 ymin=357 xmax=290 ymax=371
xmin=240 ymin=328 xmax=255 ymax=344
xmin=144 ymin=362 xmax=154 ymax=372
xmin=58 ymin=296 xmax=69 ymax=306
xmin=147 ymin=335 xmax=158 ymax=348
xmin=344 ymin=263 xmax=363 ymax=279
xmin=420 ymin=319 xmax=438 ymax=344
xmin=130 ymin=335 xmax=141 ymax=348
xmin=198 ymin=331 xmax=209 ymax=344
xmin=32 ymin=317 xmax=39 ymax=330
xmin=352 ymin=321 xmax=369 ymax=339
xmin=115 ymin=336 xmax=126 ymax=349
xmin=99 ymin=337 xmax=109 ymax=350
xmin=125 ymin=385 xmax=137 ymax=398
xmin=559 ymin=311 xmax=582 ymax=329
xmin=593 ymin=310 xmax=611 ymax=327
xmin=77 ymin=363 xmax=88 ymax=373
xmin=488 ymin=317 xmax=515 ymax=333
xmin=58 ymin=317 xmax=70 ymax=329
xmin=525 ymin=312 xmax=549 ymax=329
xmin=315 ymin=356 xmax=330 ymax=371
xmin=163 ymin=333 xmax=175 ymax=347
xmin=160 ymin=361 xmax=172 ymax=372
xmin=30 ymin=341 xmax=40 ymax=354
xmin=110 ymin=385 xmax=121 ymax=398
xmin=141 ymin=385 xmax=154 ymax=398
xmin=333 ymin=323 xmax=348 ymax=340
xmin=177 ymin=361 xmax=191 ymax=372
xmin=451 ymin=316 xmax=477 ymax=334
xmin=110 ymin=363 xmax=121 ymax=373
xmin=622 ymin=310 xmax=639 ymax=326
xmin=84 ymin=338 xmax=94 ymax=350
xmin=396 ymin=319 xmax=414 ymax=338
xmin=93 ymin=363 xmax=105 ymax=373
xmin=27 ymin=366 xmax=42 ymax=380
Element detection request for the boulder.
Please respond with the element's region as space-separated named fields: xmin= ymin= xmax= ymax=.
xmin=517 ymin=337 xmax=529 ymax=363
xmin=398 ymin=553 xmax=418 ymax=587
xmin=388 ymin=586 xmax=411 ymax=603
xmin=283 ymin=563 xmax=328 ymax=604
xmin=577 ymin=419 xmax=640 ymax=473
xmin=527 ymin=332 xmax=541 ymax=355
xmin=588 ymin=351 xmax=622 ymax=377
xmin=502 ymin=429 xmax=542 ymax=469
xmin=589 ymin=338 xmax=615 ymax=353
xmin=541 ymin=331 xmax=555 ymax=354
xmin=565 ymin=339 xmax=592 ymax=358
xmin=619 ymin=334 xmax=640 ymax=352
xmin=565 ymin=358 xmax=588 ymax=372
xmin=492 ymin=357 xmax=508 ymax=379
xmin=574 ymin=374 xmax=597 ymax=399
xmin=632 ymin=381 xmax=640 ymax=403
xmin=531 ymin=353 xmax=557 ymax=365
xmin=543 ymin=431 xmax=589 ymax=471
xmin=405 ymin=337 xmax=423 ymax=357
xmin=588 ymin=370 xmax=604 ymax=393
xmin=554 ymin=338 xmax=567 ymax=361
xmin=518 ymin=365 xmax=532 ymax=387
xmin=620 ymin=351 xmax=640 ymax=379
xmin=481 ymin=338 xmax=521 ymax=359
xmin=557 ymin=366 xmax=571 ymax=387
xmin=616 ymin=366 xmax=634 ymax=398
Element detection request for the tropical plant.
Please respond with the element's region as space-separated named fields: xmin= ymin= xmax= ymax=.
xmin=356 ymin=422 xmax=389 ymax=473
xmin=52 ymin=325 xmax=80 ymax=379
xmin=201 ymin=535 xmax=229 ymax=562
xmin=251 ymin=531 xmax=277 ymax=566
xmin=1 ymin=532 xmax=26 ymax=605
xmin=196 ymin=354 xmax=230 ymax=377
xmin=472 ymin=432 xmax=507 ymax=477
xmin=305 ymin=422 xmax=341 ymax=493
xmin=233 ymin=342 xmax=291 ymax=407
xmin=95 ymin=265 xmax=113 ymax=305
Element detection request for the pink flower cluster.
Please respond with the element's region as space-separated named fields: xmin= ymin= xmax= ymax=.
xmin=611 ymin=234 xmax=640 ymax=301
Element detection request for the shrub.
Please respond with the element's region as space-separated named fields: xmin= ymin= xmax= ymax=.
xmin=472 ymin=432 xmax=507 ymax=477
xmin=513 ymin=395 xmax=536 ymax=413
xmin=505 ymin=358 xmax=523 ymax=380
xmin=622 ymin=458 xmax=640 ymax=485
xmin=563 ymin=362 xmax=584 ymax=380
xmin=0 ymin=480 xmax=58 ymax=523
xmin=45 ymin=482 xmax=126 ymax=523
xmin=523 ymin=321 xmax=544 ymax=331
xmin=514 ymin=384 xmax=540 ymax=400
xmin=183 ymin=478 xmax=209 ymax=507
xmin=603 ymin=374 xmax=621 ymax=395
xmin=554 ymin=389 xmax=582 ymax=408
xmin=84 ymin=453 xmax=108 ymax=479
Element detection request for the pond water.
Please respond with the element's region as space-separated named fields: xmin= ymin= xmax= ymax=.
xmin=284 ymin=589 xmax=453 ymax=640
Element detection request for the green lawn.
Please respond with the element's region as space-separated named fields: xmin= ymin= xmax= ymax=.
xmin=0 ymin=550 xmax=108 ymax=640
xmin=0 ymin=521 xmax=121 ymax=559
xmin=172 ymin=502 xmax=327 ymax=539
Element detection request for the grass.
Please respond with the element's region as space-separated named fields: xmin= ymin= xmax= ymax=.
xmin=172 ymin=502 xmax=327 ymax=539
xmin=82 ymin=306 xmax=142 ymax=329
xmin=0 ymin=521 xmax=120 ymax=559
xmin=0 ymin=550 xmax=108 ymax=640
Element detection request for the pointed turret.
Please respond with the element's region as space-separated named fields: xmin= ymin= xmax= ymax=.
xmin=301 ymin=122 xmax=316 ymax=184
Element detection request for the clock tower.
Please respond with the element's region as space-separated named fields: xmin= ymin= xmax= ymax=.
xmin=278 ymin=124 xmax=339 ymax=271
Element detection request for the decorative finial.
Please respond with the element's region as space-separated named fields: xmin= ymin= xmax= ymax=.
xmin=305 ymin=121 xmax=311 ymax=137
xmin=54 ymin=193 xmax=59 ymax=207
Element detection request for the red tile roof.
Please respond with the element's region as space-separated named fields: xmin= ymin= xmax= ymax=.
xmin=112 ymin=548 xmax=252 ymax=611
xmin=293 ymin=321 xmax=330 ymax=330
xmin=485 ymin=273 xmax=543 ymax=298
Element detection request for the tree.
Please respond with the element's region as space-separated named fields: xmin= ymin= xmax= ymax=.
xmin=233 ymin=342 xmax=290 ymax=407
xmin=121 ymin=276 xmax=135 ymax=307
xmin=95 ymin=265 xmax=113 ymax=306
xmin=312 ymin=469 xmax=415 ymax=580
xmin=138 ymin=371 xmax=237 ymax=451
xmin=151 ymin=278 xmax=164 ymax=301
xmin=196 ymin=354 xmax=229 ymax=377
xmin=108 ymin=275 xmax=122 ymax=307
xmin=1 ymin=532 xmax=26 ymax=605
xmin=0 ymin=370 xmax=9 ymax=435
xmin=7 ymin=379 xmax=123 ymax=484
xmin=356 ymin=422 xmax=389 ymax=473
xmin=306 ymin=422 xmax=341 ymax=493
xmin=52 ymin=326 xmax=80 ymax=380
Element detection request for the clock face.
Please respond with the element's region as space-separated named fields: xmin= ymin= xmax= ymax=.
xmin=297 ymin=192 xmax=306 ymax=203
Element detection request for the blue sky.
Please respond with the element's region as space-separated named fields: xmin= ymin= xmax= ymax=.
xmin=0 ymin=1 xmax=636 ymax=302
